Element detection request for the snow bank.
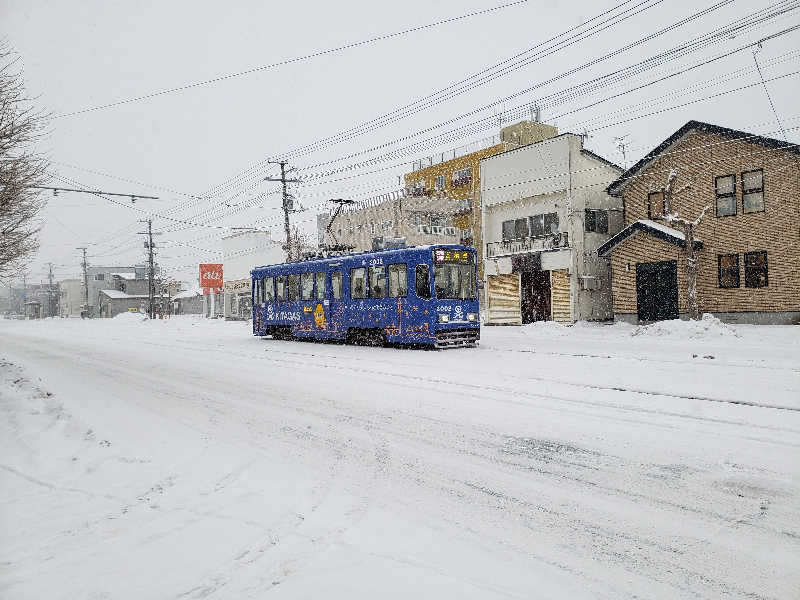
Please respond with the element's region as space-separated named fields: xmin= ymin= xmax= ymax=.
xmin=520 ymin=320 xmax=569 ymax=337
xmin=631 ymin=313 xmax=740 ymax=339
xmin=114 ymin=311 xmax=147 ymax=321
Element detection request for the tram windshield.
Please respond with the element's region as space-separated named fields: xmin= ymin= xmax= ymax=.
xmin=434 ymin=264 xmax=476 ymax=299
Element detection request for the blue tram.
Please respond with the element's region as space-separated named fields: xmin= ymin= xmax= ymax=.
xmin=251 ymin=244 xmax=479 ymax=348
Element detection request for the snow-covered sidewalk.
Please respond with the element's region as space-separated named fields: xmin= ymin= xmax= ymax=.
xmin=1 ymin=316 xmax=798 ymax=599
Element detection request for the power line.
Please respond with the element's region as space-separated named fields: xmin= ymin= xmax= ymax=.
xmin=54 ymin=0 xmax=530 ymax=119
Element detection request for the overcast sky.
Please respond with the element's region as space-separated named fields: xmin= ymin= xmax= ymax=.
xmin=2 ymin=0 xmax=798 ymax=287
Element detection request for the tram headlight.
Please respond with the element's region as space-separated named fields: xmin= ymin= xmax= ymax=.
xmin=467 ymin=313 xmax=478 ymax=322
xmin=438 ymin=314 xmax=450 ymax=323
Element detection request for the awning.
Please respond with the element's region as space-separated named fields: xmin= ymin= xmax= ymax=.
xmin=597 ymin=219 xmax=703 ymax=257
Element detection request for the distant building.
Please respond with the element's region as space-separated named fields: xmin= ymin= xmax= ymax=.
xmin=598 ymin=120 xmax=800 ymax=324
xmin=59 ymin=279 xmax=84 ymax=317
xmin=98 ymin=290 xmax=170 ymax=318
xmin=171 ymin=288 xmax=204 ymax=315
xmin=221 ymin=231 xmax=283 ymax=320
xmin=481 ymin=133 xmax=623 ymax=324
xmin=317 ymin=190 xmax=462 ymax=252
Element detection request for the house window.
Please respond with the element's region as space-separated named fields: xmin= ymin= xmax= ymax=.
xmin=430 ymin=216 xmax=446 ymax=229
xmin=717 ymin=254 xmax=739 ymax=288
xmin=514 ymin=218 xmax=529 ymax=239
xmin=412 ymin=215 xmax=423 ymax=226
xmin=585 ymin=209 xmax=608 ymax=234
xmin=648 ymin=191 xmax=665 ymax=219
xmin=502 ymin=220 xmax=514 ymax=241
xmin=715 ymin=174 xmax=736 ymax=217
xmin=381 ymin=220 xmax=393 ymax=231
xmin=742 ymin=169 xmax=764 ymax=214
xmin=530 ymin=214 xmax=544 ymax=237
xmin=94 ymin=273 xmax=105 ymax=281
xmin=544 ymin=212 xmax=559 ymax=234
xmin=452 ymin=167 xmax=472 ymax=186
xmin=744 ymin=251 xmax=768 ymax=288
xmin=435 ymin=175 xmax=445 ymax=191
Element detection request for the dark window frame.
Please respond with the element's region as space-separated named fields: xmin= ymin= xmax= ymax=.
xmin=300 ymin=272 xmax=315 ymax=301
xmin=744 ymin=251 xmax=768 ymax=288
xmin=331 ymin=271 xmax=342 ymax=300
xmin=275 ymin=275 xmax=287 ymax=302
xmin=647 ymin=191 xmax=665 ymax=220
xmin=264 ymin=276 xmax=275 ymax=302
xmin=717 ymin=254 xmax=740 ymax=288
xmin=315 ymin=271 xmax=326 ymax=300
xmin=388 ymin=263 xmax=408 ymax=298
xmin=715 ymin=174 xmax=737 ymax=217
xmin=368 ymin=265 xmax=387 ymax=298
xmin=741 ymin=168 xmax=765 ymax=214
xmin=287 ymin=274 xmax=300 ymax=302
xmin=350 ymin=267 xmax=367 ymax=299
xmin=585 ymin=209 xmax=608 ymax=234
xmin=415 ymin=264 xmax=431 ymax=299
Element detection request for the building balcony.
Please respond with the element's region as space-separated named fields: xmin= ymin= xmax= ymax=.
xmin=417 ymin=225 xmax=459 ymax=237
xmin=452 ymin=198 xmax=472 ymax=215
xmin=486 ymin=232 xmax=569 ymax=258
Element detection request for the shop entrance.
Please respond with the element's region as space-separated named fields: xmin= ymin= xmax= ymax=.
xmin=520 ymin=270 xmax=551 ymax=324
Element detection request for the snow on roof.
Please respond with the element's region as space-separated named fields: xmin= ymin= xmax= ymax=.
xmin=173 ymin=288 xmax=202 ymax=299
xmin=100 ymin=289 xmax=168 ymax=299
xmin=596 ymin=219 xmax=702 ymax=257
xmin=637 ymin=219 xmax=686 ymax=241
xmin=100 ymin=289 xmax=133 ymax=299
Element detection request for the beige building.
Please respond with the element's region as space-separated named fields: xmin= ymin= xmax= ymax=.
xmin=318 ymin=190 xmax=462 ymax=251
xmin=403 ymin=120 xmax=559 ymax=279
xmin=598 ymin=120 xmax=800 ymax=324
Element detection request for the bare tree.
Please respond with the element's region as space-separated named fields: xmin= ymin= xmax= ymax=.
xmin=662 ymin=170 xmax=711 ymax=320
xmin=286 ymin=226 xmax=314 ymax=261
xmin=0 ymin=44 xmax=49 ymax=280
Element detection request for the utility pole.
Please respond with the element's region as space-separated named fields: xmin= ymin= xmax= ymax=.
xmin=265 ymin=161 xmax=300 ymax=260
xmin=77 ymin=247 xmax=89 ymax=317
xmin=47 ymin=262 xmax=57 ymax=318
xmin=137 ymin=219 xmax=162 ymax=319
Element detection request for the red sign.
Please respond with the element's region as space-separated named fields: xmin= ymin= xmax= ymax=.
xmin=199 ymin=264 xmax=223 ymax=294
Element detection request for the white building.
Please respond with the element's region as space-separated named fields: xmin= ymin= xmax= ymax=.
xmin=480 ymin=134 xmax=623 ymax=324
xmin=221 ymin=231 xmax=283 ymax=320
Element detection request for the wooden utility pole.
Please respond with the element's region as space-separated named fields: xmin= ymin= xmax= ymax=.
xmin=137 ymin=219 xmax=162 ymax=319
xmin=265 ymin=161 xmax=300 ymax=259
xmin=77 ymin=247 xmax=89 ymax=317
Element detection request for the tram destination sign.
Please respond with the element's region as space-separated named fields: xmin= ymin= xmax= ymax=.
xmin=434 ymin=248 xmax=473 ymax=264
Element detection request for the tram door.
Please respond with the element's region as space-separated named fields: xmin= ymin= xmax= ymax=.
xmin=327 ymin=268 xmax=344 ymax=335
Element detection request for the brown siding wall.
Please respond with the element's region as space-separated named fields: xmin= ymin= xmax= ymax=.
xmin=550 ymin=269 xmax=572 ymax=323
xmin=611 ymin=130 xmax=800 ymax=317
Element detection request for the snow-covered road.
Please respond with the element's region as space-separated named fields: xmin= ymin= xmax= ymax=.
xmin=1 ymin=316 xmax=798 ymax=599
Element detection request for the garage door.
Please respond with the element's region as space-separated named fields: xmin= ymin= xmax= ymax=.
xmin=486 ymin=274 xmax=521 ymax=325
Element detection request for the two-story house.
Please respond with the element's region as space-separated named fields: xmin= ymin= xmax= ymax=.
xmin=481 ymin=133 xmax=623 ymax=324
xmin=598 ymin=120 xmax=800 ymax=324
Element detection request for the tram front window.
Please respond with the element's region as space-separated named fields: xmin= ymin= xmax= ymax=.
xmin=434 ymin=264 xmax=476 ymax=300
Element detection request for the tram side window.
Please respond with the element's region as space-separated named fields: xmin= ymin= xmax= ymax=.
xmin=369 ymin=265 xmax=386 ymax=298
xmin=264 ymin=277 xmax=275 ymax=302
xmin=288 ymin=274 xmax=300 ymax=302
xmin=276 ymin=276 xmax=286 ymax=301
xmin=415 ymin=264 xmax=431 ymax=299
xmin=315 ymin=272 xmax=326 ymax=300
xmin=350 ymin=267 xmax=367 ymax=299
xmin=253 ymin=279 xmax=260 ymax=304
xmin=331 ymin=271 xmax=342 ymax=299
xmin=301 ymin=272 xmax=314 ymax=300
xmin=388 ymin=264 xmax=408 ymax=298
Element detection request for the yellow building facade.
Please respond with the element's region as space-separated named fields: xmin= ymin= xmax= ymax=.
xmin=403 ymin=121 xmax=558 ymax=278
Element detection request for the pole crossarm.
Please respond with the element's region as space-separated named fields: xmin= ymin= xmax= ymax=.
xmin=33 ymin=186 xmax=159 ymax=201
